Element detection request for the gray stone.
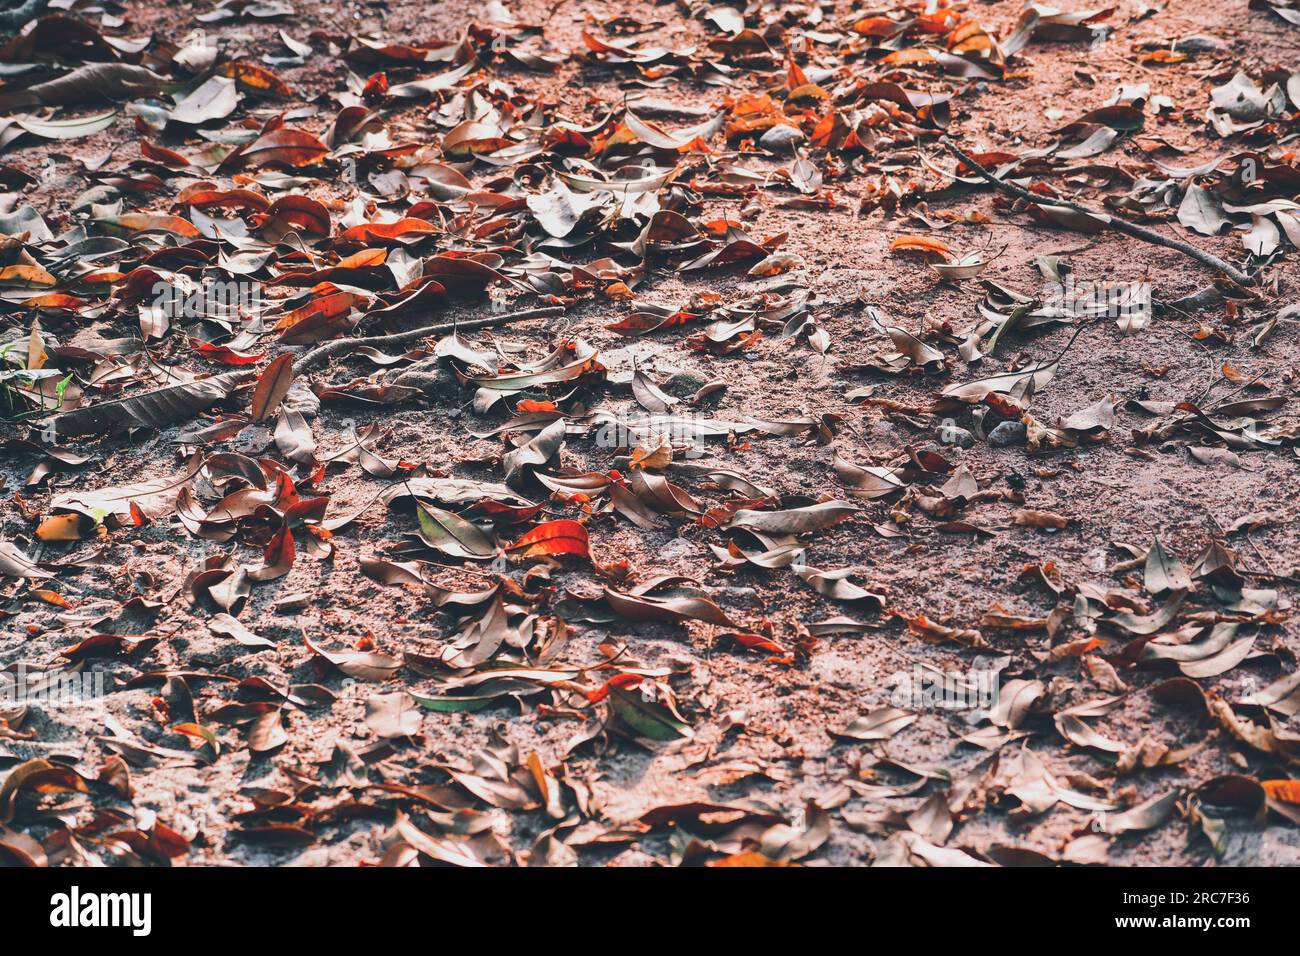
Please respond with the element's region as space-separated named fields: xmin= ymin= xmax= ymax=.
xmin=721 ymin=585 xmax=760 ymax=606
xmin=659 ymin=537 xmax=698 ymax=560
xmin=986 ymin=421 xmax=1027 ymax=447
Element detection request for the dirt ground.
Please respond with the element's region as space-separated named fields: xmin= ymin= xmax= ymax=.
xmin=1 ymin=0 xmax=1299 ymax=867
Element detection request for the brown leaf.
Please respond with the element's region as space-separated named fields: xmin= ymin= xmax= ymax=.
xmin=250 ymin=353 xmax=295 ymax=422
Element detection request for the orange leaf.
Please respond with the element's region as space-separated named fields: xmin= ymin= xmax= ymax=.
xmin=708 ymin=852 xmax=789 ymax=867
xmin=882 ymin=49 xmax=937 ymax=66
xmin=889 ymin=235 xmax=951 ymax=257
xmin=275 ymin=291 xmax=364 ymax=341
xmin=851 ymin=16 xmax=904 ymax=36
xmin=585 ymin=673 xmax=643 ymax=702
xmin=36 ymin=513 xmax=87 ymax=542
xmin=516 ymin=400 xmax=558 ymax=413
xmin=1221 ymin=362 xmax=1249 ymax=385
xmin=31 ymin=589 xmax=72 ymax=608
xmin=786 ymin=55 xmax=809 ymax=89
xmin=239 ymin=128 xmax=329 ymax=169
xmin=218 ymin=60 xmax=292 ymax=97
xmin=506 ymin=519 xmax=590 ymax=559
xmin=338 ymin=217 xmax=438 ymax=244
xmin=1263 ymin=780 xmax=1300 ymax=804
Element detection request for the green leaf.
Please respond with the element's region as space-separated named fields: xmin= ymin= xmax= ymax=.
xmin=410 ymin=693 xmax=499 ymax=713
xmin=985 ymin=303 xmax=1030 ymax=357
xmin=414 ymin=500 xmax=496 ymax=559
xmin=608 ymin=686 xmax=692 ymax=741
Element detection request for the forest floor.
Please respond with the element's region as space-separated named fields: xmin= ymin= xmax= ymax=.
xmin=1 ymin=0 xmax=1299 ymax=867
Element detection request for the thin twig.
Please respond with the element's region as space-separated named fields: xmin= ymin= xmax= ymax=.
xmin=1177 ymin=328 xmax=1223 ymax=407
xmin=940 ymin=138 xmax=1255 ymax=288
xmin=292 ymin=306 xmax=567 ymax=376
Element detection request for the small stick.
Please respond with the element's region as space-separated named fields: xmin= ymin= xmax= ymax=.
xmin=292 ymin=306 xmax=567 ymax=375
xmin=940 ymin=138 xmax=1255 ymax=288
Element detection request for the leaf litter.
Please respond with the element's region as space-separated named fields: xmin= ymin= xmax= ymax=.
xmin=0 ymin=0 xmax=1298 ymax=869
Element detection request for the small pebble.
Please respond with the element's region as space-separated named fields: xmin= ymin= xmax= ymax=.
xmin=935 ymin=423 xmax=975 ymax=448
